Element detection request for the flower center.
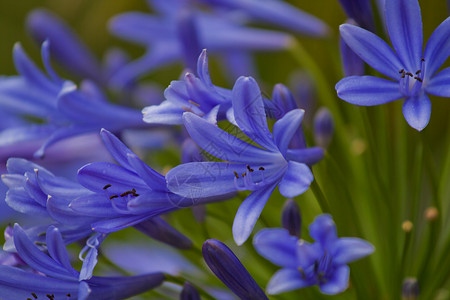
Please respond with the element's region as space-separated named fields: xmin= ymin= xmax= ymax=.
xmin=398 ymin=58 xmax=425 ymax=97
xmin=233 ymin=165 xmax=266 ymax=191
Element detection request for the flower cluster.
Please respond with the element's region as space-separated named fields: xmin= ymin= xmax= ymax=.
xmin=0 ymin=0 xmax=449 ymax=298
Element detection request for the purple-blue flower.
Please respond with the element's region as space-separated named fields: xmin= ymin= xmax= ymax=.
xmin=253 ymin=214 xmax=374 ymax=295
xmin=336 ymin=0 xmax=450 ymax=131
xmin=0 ymin=224 xmax=165 ymax=299
xmin=167 ymin=76 xmax=322 ymax=245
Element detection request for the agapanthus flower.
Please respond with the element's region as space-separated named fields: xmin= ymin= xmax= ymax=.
xmin=253 ymin=214 xmax=374 ymax=295
xmin=70 ymin=129 xmax=233 ymax=234
xmin=108 ymin=0 xmax=294 ymax=86
xmin=0 ymin=224 xmax=165 ymax=299
xmin=336 ymin=0 xmax=450 ymax=131
xmin=167 ymin=76 xmax=322 ymax=245
xmin=0 ymin=41 xmax=146 ymax=158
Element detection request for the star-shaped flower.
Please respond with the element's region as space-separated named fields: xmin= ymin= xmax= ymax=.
xmin=336 ymin=0 xmax=450 ymax=131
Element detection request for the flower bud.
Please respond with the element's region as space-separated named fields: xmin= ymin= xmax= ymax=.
xmin=180 ymin=282 xmax=201 ymax=300
xmin=281 ymin=199 xmax=302 ymax=237
xmin=402 ymin=278 xmax=419 ymax=300
xmin=202 ymin=239 xmax=267 ymax=300
xmin=340 ymin=22 xmax=365 ymax=76
xmin=314 ymin=107 xmax=334 ymax=148
xmin=134 ymin=217 xmax=193 ymax=250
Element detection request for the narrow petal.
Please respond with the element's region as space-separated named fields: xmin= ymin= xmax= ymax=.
xmin=402 ymin=94 xmax=431 ymax=131
xmin=273 ymin=109 xmax=304 ymax=155
xmin=425 ymin=67 xmax=450 ymax=97
xmin=424 ymin=17 xmax=450 ymax=78
xmin=126 ymin=153 xmax=166 ymax=190
xmin=253 ymin=228 xmax=298 ymax=267
xmin=5 ymin=189 xmax=48 ymax=217
xmin=266 ymin=268 xmax=312 ymax=295
xmin=232 ymin=77 xmax=278 ymax=152
xmin=100 ymin=129 xmax=135 ymax=172
xmin=197 ymin=49 xmax=213 ymax=87
xmin=308 ymin=214 xmax=338 ymax=249
xmin=232 ymin=184 xmax=277 ymax=245
xmin=47 ymin=196 xmax=98 ymax=226
xmin=46 ymin=226 xmax=77 ymax=275
xmin=278 ymin=161 xmax=313 ymax=198
xmin=296 ymin=240 xmax=321 ymax=269
xmin=286 ymin=148 xmax=324 ymax=166
xmin=69 ymin=194 xmax=123 ymax=218
xmin=339 ymin=24 xmax=403 ymax=79
xmin=77 ymin=162 xmax=147 ymax=194
xmin=332 ymin=238 xmax=375 ymax=265
xmin=79 ymin=247 xmax=98 ymax=280
xmin=91 ymin=215 xmax=151 ymax=233
xmin=385 ymin=0 xmax=423 ymax=72
xmin=13 ymin=224 xmax=77 ymax=281
xmin=183 ymin=112 xmax=277 ymax=164
xmin=336 ymin=76 xmax=403 ymax=106
xmin=142 ymin=101 xmax=184 ymax=125
xmin=319 ymin=265 xmax=350 ymax=295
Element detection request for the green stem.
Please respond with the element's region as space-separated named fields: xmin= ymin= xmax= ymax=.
xmin=310 ymin=177 xmax=330 ymax=213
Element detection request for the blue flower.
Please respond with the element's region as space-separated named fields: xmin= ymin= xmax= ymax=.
xmin=336 ymin=0 xmax=450 ymax=131
xmin=253 ymin=214 xmax=374 ymax=295
xmin=0 ymin=41 xmax=145 ymax=158
xmin=167 ymin=76 xmax=322 ymax=245
xmin=0 ymin=224 xmax=165 ymax=300
xmin=70 ymin=129 xmax=232 ymax=236
xmin=108 ymin=0 xmax=294 ymax=86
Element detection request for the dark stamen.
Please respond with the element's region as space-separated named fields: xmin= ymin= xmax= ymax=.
xmin=131 ymin=188 xmax=137 ymax=195
xmin=103 ymin=184 xmax=111 ymax=190
xmin=421 ymin=58 xmax=425 ymax=61
xmin=415 ymin=70 xmax=421 ymax=75
xmin=414 ymin=77 xmax=423 ymax=82
xmin=120 ymin=191 xmax=132 ymax=197
xmin=398 ymin=69 xmax=404 ymax=73
xmin=242 ymin=172 xmax=246 ymax=177
xmin=67 ymin=294 xmax=71 ymax=297
xmin=134 ymin=193 xmax=140 ymax=197
xmin=259 ymin=167 xmax=265 ymax=171
xmin=405 ymin=72 xmax=413 ymax=77
xmin=27 ymin=298 xmax=33 ymax=300
xmin=46 ymin=294 xmax=55 ymax=300
xmin=109 ymin=195 xmax=118 ymax=200
xmin=246 ymin=165 xmax=254 ymax=172
xmin=31 ymin=293 xmax=38 ymax=299
xmin=233 ymin=171 xmax=239 ymax=179
xmin=401 ymin=72 xmax=405 ymax=78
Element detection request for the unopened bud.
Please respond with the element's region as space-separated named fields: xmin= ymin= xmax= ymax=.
xmin=424 ymin=207 xmax=438 ymax=221
xmin=202 ymin=239 xmax=268 ymax=300
xmin=402 ymin=221 xmax=413 ymax=233
xmin=402 ymin=278 xmax=419 ymax=300
xmin=281 ymin=199 xmax=302 ymax=237
xmin=314 ymin=107 xmax=334 ymax=148
xmin=180 ymin=282 xmax=200 ymax=300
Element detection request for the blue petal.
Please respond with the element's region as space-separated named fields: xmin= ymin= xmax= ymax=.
xmin=79 ymin=247 xmax=98 ymax=281
xmin=339 ymin=24 xmax=403 ymax=79
xmin=142 ymin=101 xmax=184 ymax=125
xmin=166 ymin=162 xmax=243 ymax=198
xmin=385 ymin=0 xmax=423 ymax=72
xmin=278 ymin=161 xmax=313 ymax=198
xmin=308 ymin=214 xmax=338 ymax=249
xmin=425 ymin=67 xmax=450 ymax=97
xmin=126 ymin=153 xmax=166 ymax=190
xmin=35 ymin=168 xmax=90 ymax=198
xmin=336 ymin=76 xmax=403 ymax=105
xmin=126 ymin=190 xmax=177 ymax=214
xmin=183 ymin=112 xmax=278 ymax=164
xmin=100 ymin=129 xmax=135 ymax=172
xmin=5 ymin=189 xmax=48 ymax=217
xmin=26 ymin=9 xmax=103 ymax=82
xmin=47 ymin=196 xmax=97 ymax=226
xmin=273 ymin=109 xmax=304 ymax=155
xmin=266 ymin=268 xmax=311 ymax=295
xmin=176 ymin=9 xmax=201 ymax=71
xmin=6 ymin=158 xmax=53 ymax=178
xmin=340 ymin=33 xmax=365 ymax=76
xmin=70 ymin=194 xmax=123 ymax=218
xmin=402 ymin=94 xmax=431 ymax=131
xmin=91 ymin=215 xmax=151 ymax=233
xmin=46 ymin=226 xmax=77 ymax=275
xmin=13 ymin=224 xmax=77 ymax=281
xmin=296 ymin=240 xmax=322 ymax=269
xmin=232 ymin=77 xmax=278 ymax=152
xmin=197 ymin=49 xmax=213 ymax=87
xmin=253 ymin=228 xmax=298 ymax=267
xmin=332 ymin=237 xmax=375 ymax=265
xmin=286 ymin=148 xmax=324 ymax=166
xmin=77 ymin=162 xmax=147 ymax=194
xmin=232 ymin=183 xmax=277 ymax=245
xmin=78 ymin=281 xmax=91 ymax=300
xmin=319 ymin=265 xmax=350 ymax=295
xmin=424 ymin=17 xmax=450 ymax=78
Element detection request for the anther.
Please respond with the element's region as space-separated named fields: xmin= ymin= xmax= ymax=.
xmin=259 ymin=167 xmax=265 ymax=171
xmin=233 ymin=171 xmax=239 ymax=179
xmin=31 ymin=293 xmax=38 ymax=299
xmin=188 ymin=100 xmax=201 ymax=107
xmin=421 ymin=58 xmax=425 ymax=61
xmin=103 ymin=184 xmax=111 ymax=190
xmin=415 ymin=70 xmax=421 ymax=75
xmin=242 ymin=172 xmax=247 ymax=177
xmin=120 ymin=191 xmax=132 ymax=197
xmin=27 ymin=298 xmax=33 ymax=300
xmin=109 ymin=195 xmax=118 ymax=200
xmin=46 ymin=294 xmax=55 ymax=300
xmin=131 ymin=188 xmax=137 ymax=196
xmin=398 ymin=69 xmax=404 ymax=73
xmin=405 ymin=72 xmax=413 ymax=77
xmin=298 ymin=267 xmax=306 ymax=279
xmin=414 ymin=77 xmax=422 ymax=82
xmin=246 ymin=165 xmax=254 ymax=172
xmin=67 ymin=294 xmax=71 ymax=297
xmin=401 ymin=72 xmax=406 ymax=78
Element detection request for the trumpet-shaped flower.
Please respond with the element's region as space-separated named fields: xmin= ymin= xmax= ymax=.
xmin=253 ymin=214 xmax=374 ymax=295
xmin=167 ymin=76 xmax=322 ymax=245
xmin=336 ymin=0 xmax=450 ymax=131
xmin=0 ymin=224 xmax=165 ymax=300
